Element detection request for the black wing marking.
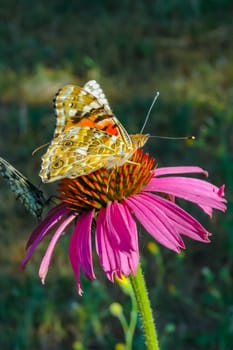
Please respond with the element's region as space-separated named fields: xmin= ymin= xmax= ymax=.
xmin=0 ymin=157 xmax=46 ymax=220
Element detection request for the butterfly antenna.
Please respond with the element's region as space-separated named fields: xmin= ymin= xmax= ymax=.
xmin=32 ymin=142 xmax=50 ymax=156
xmin=149 ymin=135 xmax=196 ymax=141
xmin=140 ymin=91 xmax=160 ymax=134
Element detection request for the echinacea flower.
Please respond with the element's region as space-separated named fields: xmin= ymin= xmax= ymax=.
xmin=21 ymin=150 xmax=226 ymax=295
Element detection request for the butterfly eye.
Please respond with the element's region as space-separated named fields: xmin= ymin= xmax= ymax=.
xmin=52 ymin=160 xmax=64 ymax=169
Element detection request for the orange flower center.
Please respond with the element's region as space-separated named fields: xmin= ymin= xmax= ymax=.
xmin=58 ymin=150 xmax=155 ymax=212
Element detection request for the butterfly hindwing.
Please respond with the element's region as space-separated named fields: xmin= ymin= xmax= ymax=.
xmin=0 ymin=157 xmax=46 ymax=220
xmin=40 ymin=126 xmax=132 ymax=182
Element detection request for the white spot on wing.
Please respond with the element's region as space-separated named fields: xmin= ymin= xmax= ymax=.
xmin=109 ymin=135 xmax=117 ymax=145
xmin=76 ymin=147 xmax=88 ymax=155
xmin=83 ymin=80 xmax=112 ymax=113
xmin=69 ymin=109 xmax=78 ymax=117
xmin=82 ymin=101 xmax=100 ymax=114
xmin=61 ymin=86 xmax=74 ymax=99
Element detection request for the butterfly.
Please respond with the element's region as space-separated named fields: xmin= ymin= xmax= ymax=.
xmin=0 ymin=157 xmax=46 ymax=220
xmin=40 ymin=80 xmax=149 ymax=183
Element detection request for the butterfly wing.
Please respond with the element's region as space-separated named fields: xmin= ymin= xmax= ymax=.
xmin=53 ymin=80 xmax=131 ymax=142
xmin=83 ymin=80 xmax=112 ymax=113
xmin=41 ymin=80 xmax=137 ymax=182
xmin=40 ymin=126 xmax=135 ymax=182
xmin=0 ymin=157 xmax=46 ymax=220
xmin=54 ymin=80 xmax=112 ymax=137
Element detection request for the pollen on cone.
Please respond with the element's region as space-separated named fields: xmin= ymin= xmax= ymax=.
xmin=58 ymin=150 xmax=155 ymax=211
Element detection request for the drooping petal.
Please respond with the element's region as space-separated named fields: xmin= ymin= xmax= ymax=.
xmin=144 ymin=177 xmax=226 ymax=216
xmin=198 ymin=185 xmax=226 ymax=216
xmin=26 ymin=203 xmax=70 ymax=249
xmin=147 ymin=192 xmax=210 ymax=240
xmin=109 ymin=202 xmax=139 ymax=275
xmin=107 ymin=201 xmax=137 ymax=253
xmin=69 ymin=210 xmax=95 ymax=296
xmin=21 ymin=204 xmax=71 ymax=270
xmin=96 ymin=203 xmax=139 ymax=280
xmin=154 ymin=166 xmax=208 ymax=177
xmin=124 ymin=196 xmax=185 ymax=252
xmin=39 ymin=213 xmax=77 ymax=284
xmin=125 ymin=192 xmax=211 ymax=251
xmin=218 ymin=185 xmax=225 ymax=197
xmin=96 ymin=208 xmax=121 ymax=281
xmin=122 ymin=205 xmax=139 ymax=275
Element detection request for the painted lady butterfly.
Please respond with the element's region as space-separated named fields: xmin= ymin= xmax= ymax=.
xmin=0 ymin=157 xmax=46 ymax=220
xmin=40 ymin=80 xmax=149 ymax=183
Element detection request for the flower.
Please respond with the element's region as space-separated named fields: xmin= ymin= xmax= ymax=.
xmin=21 ymin=150 xmax=226 ymax=295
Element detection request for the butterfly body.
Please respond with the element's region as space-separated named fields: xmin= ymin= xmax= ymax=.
xmin=0 ymin=157 xmax=46 ymax=219
xmin=40 ymin=80 xmax=149 ymax=183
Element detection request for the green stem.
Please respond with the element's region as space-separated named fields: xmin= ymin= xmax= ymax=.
xmin=129 ymin=262 xmax=160 ymax=350
xmin=125 ymin=290 xmax=138 ymax=350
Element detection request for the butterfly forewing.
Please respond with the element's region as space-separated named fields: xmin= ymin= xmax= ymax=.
xmin=83 ymin=80 xmax=112 ymax=113
xmin=54 ymin=82 xmax=112 ymax=138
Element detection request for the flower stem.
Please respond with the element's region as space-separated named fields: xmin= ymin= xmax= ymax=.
xmin=125 ymin=291 xmax=138 ymax=350
xmin=129 ymin=262 xmax=160 ymax=350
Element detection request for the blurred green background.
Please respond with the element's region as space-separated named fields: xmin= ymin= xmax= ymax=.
xmin=0 ymin=1 xmax=232 ymax=349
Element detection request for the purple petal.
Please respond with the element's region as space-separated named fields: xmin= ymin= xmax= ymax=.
xmin=218 ymin=185 xmax=225 ymax=197
xmin=106 ymin=202 xmax=137 ymax=253
xmin=154 ymin=166 xmax=208 ymax=177
xmin=26 ymin=203 xmax=70 ymax=249
xmin=144 ymin=177 xmax=226 ymax=215
xmin=96 ymin=208 xmax=120 ymax=280
xmin=21 ymin=204 xmax=72 ymax=270
xmin=122 ymin=206 xmax=139 ymax=275
xmin=96 ymin=205 xmax=139 ymax=280
xmin=39 ymin=213 xmax=77 ymax=284
xmin=142 ymin=193 xmax=211 ymax=241
xmin=124 ymin=196 xmax=185 ymax=252
xmin=69 ymin=210 xmax=95 ymax=296
xmin=125 ymin=192 xmax=211 ymax=251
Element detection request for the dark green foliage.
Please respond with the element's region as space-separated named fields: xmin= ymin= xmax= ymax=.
xmin=0 ymin=1 xmax=232 ymax=349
